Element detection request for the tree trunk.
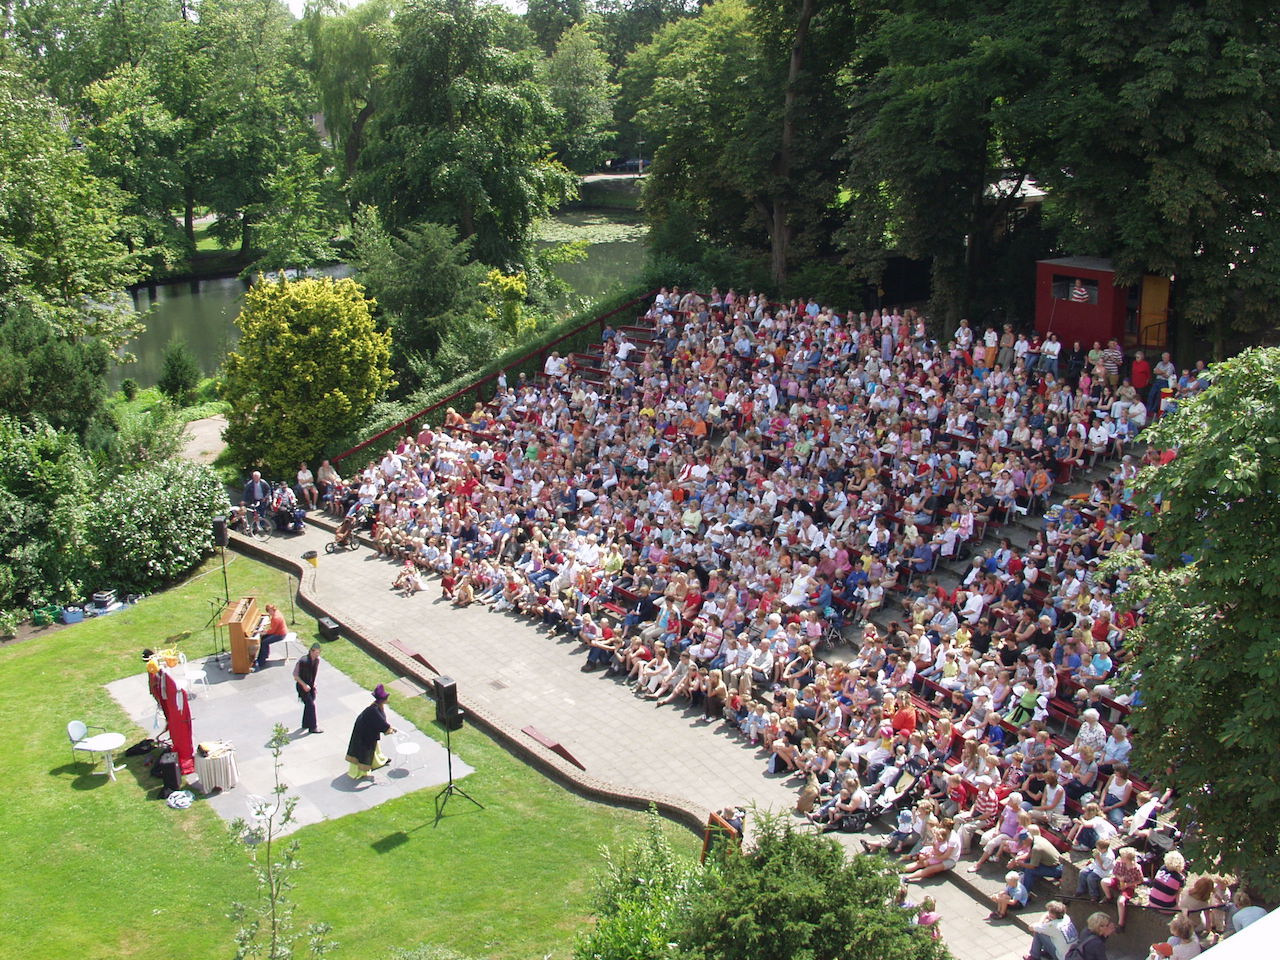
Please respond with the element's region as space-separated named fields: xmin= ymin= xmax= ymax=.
xmin=345 ymin=100 xmax=376 ymax=183
xmin=767 ymin=0 xmax=816 ymax=289
xmin=184 ymin=186 xmax=196 ymax=245
xmin=769 ymin=200 xmax=791 ymax=291
xmin=239 ymin=213 xmax=252 ymax=260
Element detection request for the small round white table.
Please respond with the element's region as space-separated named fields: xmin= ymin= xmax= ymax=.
xmin=395 ymin=739 xmax=422 ymax=775
xmin=80 ymin=732 xmax=126 ymax=781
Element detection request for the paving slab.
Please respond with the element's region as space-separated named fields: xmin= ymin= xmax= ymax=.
xmin=105 ymin=648 xmax=471 ymax=836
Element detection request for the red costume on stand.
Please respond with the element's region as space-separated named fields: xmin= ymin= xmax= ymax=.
xmin=149 ymin=668 xmax=195 ymax=774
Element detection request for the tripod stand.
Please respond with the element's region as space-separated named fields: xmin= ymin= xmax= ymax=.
xmin=433 ymin=713 xmax=482 ymax=825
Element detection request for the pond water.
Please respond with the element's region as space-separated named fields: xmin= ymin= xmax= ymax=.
xmin=533 ymin=209 xmax=649 ymax=308
xmin=111 ymin=208 xmax=649 ymax=388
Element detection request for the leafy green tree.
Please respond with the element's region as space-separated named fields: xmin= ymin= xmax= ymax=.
xmin=223 ymin=276 xmax=394 ymax=472
xmin=547 ymin=23 xmax=617 ymax=172
xmin=1027 ymin=0 xmax=1280 ymax=353
xmin=80 ymin=62 xmax=187 ymax=269
xmin=629 ymin=0 xmax=853 ymax=286
xmin=838 ymin=0 xmax=1053 ymax=324
xmin=0 ymin=303 xmax=110 ymax=437
xmin=592 ymin=0 xmax=696 ymax=73
xmin=354 ymin=0 xmax=577 ymax=267
xmin=0 ymin=416 xmax=95 ymax=613
xmin=246 ymin=148 xmax=339 ymax=278
xmin=526 ymin=0 xmax=586 ymax=54
xmin=680 ymin=815 xmax=949 ymax=960
xmin=157 ymin=336 xmax=202 ymax=405
xmin=0 ymin=65 xmax=143 ymax=347
xmin=1110 ymin=347 xmax=1280 ymax=898
xmin=191 ymin=0 xmax=331 ymax=260
xmin=3 ymin=0 xmax=185 ymax=104
xmin=350 ymin=205 xmax=486 ymax=386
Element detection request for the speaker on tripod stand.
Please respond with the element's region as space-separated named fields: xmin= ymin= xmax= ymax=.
xmin=432 ymin=677 xmax=482 ymax=824
xmin=434 ymin=676 xmax=462 ymax=730
xmin=213 ymin=517 xmax=230 ymax=605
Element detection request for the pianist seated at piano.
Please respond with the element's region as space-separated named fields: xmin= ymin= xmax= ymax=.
xmin=257 ymin=603 xmax=288 ymax=670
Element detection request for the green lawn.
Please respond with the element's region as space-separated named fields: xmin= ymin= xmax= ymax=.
xmin=0 ymin=552 xmax=693 ymax=960
xmin=192 ymin=219 xmax=223 ymax=253
xmin=107 ymin=378 xmax=229 ymax=423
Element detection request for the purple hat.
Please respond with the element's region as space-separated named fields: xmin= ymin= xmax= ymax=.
xmin=372 ymin=683 xmax=389 ymax=701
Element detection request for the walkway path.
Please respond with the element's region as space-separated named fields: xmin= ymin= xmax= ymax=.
xmin=180 ymin=413 xmax=227 ymax=464
xmin=239 ymin=522 xmax=1081 ymax=960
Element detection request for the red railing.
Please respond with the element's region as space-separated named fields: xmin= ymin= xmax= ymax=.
xmin=331 ymin=288 xmax=660 ymax=466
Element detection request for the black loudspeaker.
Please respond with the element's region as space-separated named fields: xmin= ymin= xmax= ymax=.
xmin=154 ymin=751 xmax=181 ymax=797
xmin=434 ymin=676 xmax=458 ymax=724
xmin=213 ymin=517 xmax=229 ymax=547
xmin=318 ymin=617 xmax=341 ymax=641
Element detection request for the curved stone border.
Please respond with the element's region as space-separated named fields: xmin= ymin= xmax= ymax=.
xmin=228 ymin=532 xmax=711 ymax=835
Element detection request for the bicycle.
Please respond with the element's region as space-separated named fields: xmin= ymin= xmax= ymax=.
xmin=228 ymin=504 xmax=272 ymax=542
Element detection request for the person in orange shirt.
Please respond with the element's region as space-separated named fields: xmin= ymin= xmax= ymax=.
xmin=256 ymin=602 xmax=287 ymax=670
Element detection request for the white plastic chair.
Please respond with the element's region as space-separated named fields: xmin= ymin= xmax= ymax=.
xmin=67 ymin=720 xmax=104 ymax=767
xmin=178 ymin=651 xmax=210 ymax=697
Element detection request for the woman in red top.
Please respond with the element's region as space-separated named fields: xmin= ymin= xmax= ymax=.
xmin=891 ymin=690 xmax=919 ymax=736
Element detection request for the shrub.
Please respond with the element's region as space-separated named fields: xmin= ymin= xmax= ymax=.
xmin=84 ymin=459 xmax=227 ymax=594
xmin=223 ymin=276 xmax=394 ymax=474
xmin=574 ymin=809 xmax=702 ymax=960
xmin=105 ymin=404 xmax=188 ymax=472
xmin=120 ymin=378 xmax=139 ymax=401
xmin=157 ymin=337 xmax=202 ymax=405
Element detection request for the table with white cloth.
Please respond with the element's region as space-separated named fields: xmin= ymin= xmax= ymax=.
xmin=193 ymin=743 xmax=239 ymax=793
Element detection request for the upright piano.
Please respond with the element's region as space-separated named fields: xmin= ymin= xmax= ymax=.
xmin=220 ymin=596 xmax=269 ymax=674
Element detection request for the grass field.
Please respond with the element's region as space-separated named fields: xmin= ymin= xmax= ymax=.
xmin=0 ymin=552 xmax=693 ymax=960
xmin=107 ymin=377 xmax=229 ymax=424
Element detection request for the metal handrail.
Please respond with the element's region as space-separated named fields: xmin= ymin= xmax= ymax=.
xmin=331 ymin=287 xmax=660 ymax=465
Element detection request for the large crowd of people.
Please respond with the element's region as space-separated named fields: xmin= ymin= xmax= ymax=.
xmin=293 ymin=286 xmax=1261 ymax=958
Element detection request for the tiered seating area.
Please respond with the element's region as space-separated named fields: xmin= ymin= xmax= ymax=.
xmin=320 ymin=287 xmax=1242 ymax=950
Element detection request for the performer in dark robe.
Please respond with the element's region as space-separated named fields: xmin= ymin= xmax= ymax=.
xmin=345 ymin=683 xmax=395 ymax=780
xmin=293 ymin=643 xmax=323 ymax=734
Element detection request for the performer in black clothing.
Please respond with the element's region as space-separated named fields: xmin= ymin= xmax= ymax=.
xmin=293 ymin=643 xmax=323 ymax=734
xmin=345 ymin=683 xmax=395 ymax=780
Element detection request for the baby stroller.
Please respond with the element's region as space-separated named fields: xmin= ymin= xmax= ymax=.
xmin=325 ymin=513 xmax=362 ymax=553
xmin=871 ymin=758 xmax=931 ymax=819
